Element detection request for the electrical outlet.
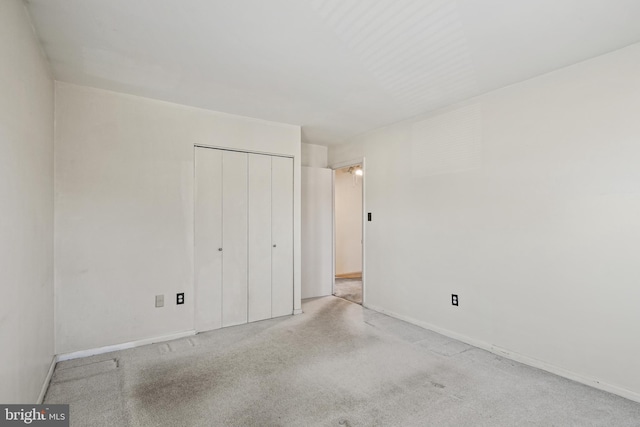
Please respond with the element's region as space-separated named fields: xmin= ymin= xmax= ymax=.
xmin=451 ymin=294 xmax=458 ymax=306
xmin=176 ymin=293 xmax=185 ymax=305
xmin=155 ymin=295 xmax=164 ymax=308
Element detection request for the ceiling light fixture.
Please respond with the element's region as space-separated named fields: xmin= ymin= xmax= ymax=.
xmin=347 ymin=166 xmax=363 ymax=176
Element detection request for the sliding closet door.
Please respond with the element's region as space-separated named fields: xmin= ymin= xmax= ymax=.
xmin=222 ymin=151 xmax=248 ymax=327
xmin=271 ymin=156 xmax=294 ymax=317
xmin=194 ymin=148 xmax=223 ymax=332
xmin=248 ymin=154 xmax=272 ymax=322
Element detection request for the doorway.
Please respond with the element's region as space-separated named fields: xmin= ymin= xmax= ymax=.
xmin=333 ymin=162 xmax=364 ymax=305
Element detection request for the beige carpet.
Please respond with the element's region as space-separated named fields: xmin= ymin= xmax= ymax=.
xmin=44 ymin=297 xmax=640 ymax=426
xmin=333 ymin=278 xmax=362 ymax=304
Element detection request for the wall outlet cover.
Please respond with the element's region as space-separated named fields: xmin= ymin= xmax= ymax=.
xmin=177 ymin=293 xmax=185 ymax=305
xmin=452 ymin=294 xmax=458 ymax=306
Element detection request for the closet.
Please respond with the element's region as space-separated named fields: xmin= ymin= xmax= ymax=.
xmin=194 ymin=147 xmax=293 ymax=332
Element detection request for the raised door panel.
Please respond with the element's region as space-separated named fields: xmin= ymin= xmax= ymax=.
xmin=194 ymin=148 xmax=223 ymax=332
xmin=248 ymin=154 xmax=272 ymax=322
xmin=222 ymin=150 xmax=248 ymax=327
xmin=271 ymin=156 xmax=294 ymax=317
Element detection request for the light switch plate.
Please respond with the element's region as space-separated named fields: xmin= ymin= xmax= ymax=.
xmin=155 ymin=295 xmax=164 ymax=307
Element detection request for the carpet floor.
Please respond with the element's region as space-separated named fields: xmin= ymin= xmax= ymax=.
xmin=44 ymin=297 xmax=640 ymax=426
xmin=333 ymin=278 xmax=362 ymax=304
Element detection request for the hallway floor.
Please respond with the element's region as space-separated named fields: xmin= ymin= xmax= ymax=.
xmin=44 ymin=297 xmax=640 ymax=426
xmin=333 ymin=278 xmax=362 ymax=304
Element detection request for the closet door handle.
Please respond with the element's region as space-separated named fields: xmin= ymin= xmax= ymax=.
xmin=218 ymin=248 xmax=223 ymax=251
xmin=273 ymin=244 xmax=277 ymax=248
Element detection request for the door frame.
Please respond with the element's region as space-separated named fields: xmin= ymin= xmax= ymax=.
xmin=330 ymin=157 xmax=366 ymax=306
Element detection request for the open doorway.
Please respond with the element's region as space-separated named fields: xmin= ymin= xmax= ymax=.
xmin=333 ymin=163 xmax=363 ymax=304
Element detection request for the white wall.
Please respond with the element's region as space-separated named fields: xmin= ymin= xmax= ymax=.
xmin=301 ymin=143 xmax=328 ymax=168
xmin=0 ymin=0 xmax=54 ymax=402
xmin=329 ymin=42 xmax=640 ymax=401
xmin=334 ymin=168 xmax=362 ymax=275
xmin=55 ymin=83 xmax=301 ymax=354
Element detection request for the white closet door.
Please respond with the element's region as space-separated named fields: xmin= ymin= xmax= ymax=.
xmin=194 ymin=148 xmax=223 ymax=332
xmin=271 ymin=156 xmax=294 ymax=317
xmin=222 ymin=151 xmax=248 ymax=327
xmin=248 ymin=154 xmax=272 ymax=322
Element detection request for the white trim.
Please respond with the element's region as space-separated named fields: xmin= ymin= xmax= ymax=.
xmin=330 ymin=158 xmax=364 ymax=170
xmin=364 ymin=303 xmax=640 ymax=404
xmin=293 ymin=308 xmax=303 ymax=315
xmin=194 ymin=144 xmax=293 ymax=159
xmin=57 ymin=330 xmax=196 ymax=362
xmin=37 ymin=356 xmax=58 ymax=404
xmin=331 ymin=169 xmax=336 ymax=296
xmin=360 ymin=158 xmax=366 ymax=306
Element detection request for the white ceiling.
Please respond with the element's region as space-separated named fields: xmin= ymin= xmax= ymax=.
xmin=26 ymin=0 xmax=640 ymax=146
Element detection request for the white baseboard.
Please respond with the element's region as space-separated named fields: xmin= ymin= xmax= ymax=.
xmin=364 ymin=303 xmax=640 ymax=404
xmin=293 ymin=308 xmax=303 ymax=315
xmin=57 ymin=330 xmax=196 ymax=362
xmin=37 ymin=356 xmax=58 ymax=404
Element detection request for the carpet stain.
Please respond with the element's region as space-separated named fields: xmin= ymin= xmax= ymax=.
xmin=130 ymin=298 xmax=373 ymax=425
xmin=130 ymin=358 xmax=232 ymax=426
